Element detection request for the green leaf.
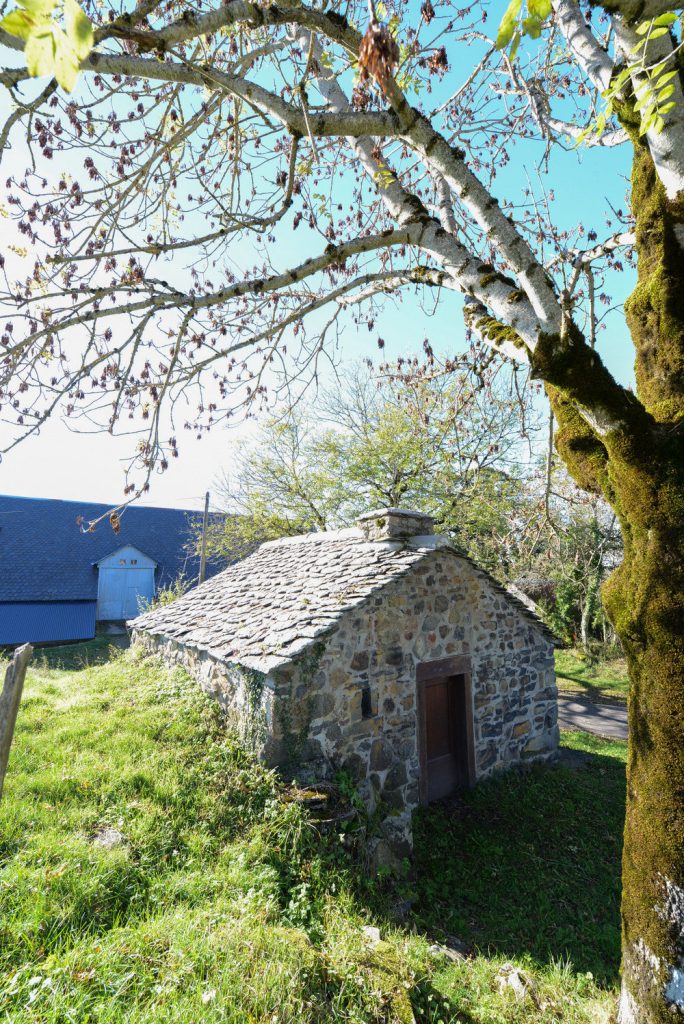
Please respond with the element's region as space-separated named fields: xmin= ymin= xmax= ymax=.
xmin=639 ymin=111 xmax=656 ymax=135
xmin=593 ymin=111 xmax=610 ymax=140
xmin=5 ymin=0 xmax=91 ymax=91
xmin=635 ymin=20 xmax=652 ymax=34
xmin=634 ymin=89 xmax=655 ymax=112
xmin=653 ymin=11 xmax=678 ymax=25
xmin=0 ymin=8 xmax=35 ymax=39
xmin=18 ymin=0 xmax=56 ymax=16
xmin=53 ymin=24 xmax=79 ymax=89
xmin=24 ymin=27 xmax=55 ymax=78
xmin=495 ymin=0 xmax=522 ymax=50
xmin=509 ymin=28 xmax=521 ymax=59
xmin=654 ymin=114 xmax=665 ymax=132
xmin=613 ymin=67 xmax=632 ymax=90
xmin=659 ymin=101 xmax=677 ymax=113
xmin=528 ymin=0 xmax=552 ymax=19
xmin=64 ymin=0 xmax=93 ymax=61
xmin=657 ymin=83 xmax=675 ymax=100
xmin=653 ymin=70 xmax=678 ymax=88
xmin=522 ymin=15 xmax=541 ymax=38
xmin=649 ymin=25 xmax=670 ymax=37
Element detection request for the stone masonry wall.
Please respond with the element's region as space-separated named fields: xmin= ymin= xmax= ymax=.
xmin=265 ymin=547 xmax=558 ymax=864
xmin=131 ymin=630 xmax=281 ymax=760
xmin=133 ymin=546 xmax=558 ymax=866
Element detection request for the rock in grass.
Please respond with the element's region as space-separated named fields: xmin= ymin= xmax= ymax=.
xmin=496 ymin=962 xmax=539 ymax=1003
xmin=92 ymin=827 xmax=126 ymax=849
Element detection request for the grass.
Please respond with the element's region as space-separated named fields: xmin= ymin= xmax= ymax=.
xmin=0 ymin=643 xmax=625 ymax=1023
xmin=412 ymin=730 xmax=626 ymax=986
xmin=26 ymin=632 xmax=130 ymax=671
xmin=555 ymin=648 xmax=629 ymax=703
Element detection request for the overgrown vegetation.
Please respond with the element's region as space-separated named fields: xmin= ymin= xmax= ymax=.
xmin=139 ymin=574 xmax=191 ymax=613
xmin=0 ymin=645 xmax=624 ymax=1022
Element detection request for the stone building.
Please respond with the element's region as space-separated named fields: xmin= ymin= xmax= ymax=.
xmin=132 ymin=508 xmax=558 ymax=862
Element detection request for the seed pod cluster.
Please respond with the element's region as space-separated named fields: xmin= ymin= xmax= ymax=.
xmin=358 ymin=20 xmax=400 ymax=93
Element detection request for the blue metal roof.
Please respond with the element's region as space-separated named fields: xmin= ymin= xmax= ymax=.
xmin=0 ymin=495 xmax=223 ymax=602
xmin=0 ymin=601 xmax=96 ymax=645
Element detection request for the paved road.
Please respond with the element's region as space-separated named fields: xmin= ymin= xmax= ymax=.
xmin=558 ymin=695 xmax=627 ymax=740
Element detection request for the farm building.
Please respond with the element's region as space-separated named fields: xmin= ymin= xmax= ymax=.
xmin=132 ymin=508 xmax=559 ymax=862
xmin=0 ymin=495 xmax=222 ymax=646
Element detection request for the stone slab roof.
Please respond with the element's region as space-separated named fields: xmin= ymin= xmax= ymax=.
xmin=132 ymin=527 xmax=555 ymax=672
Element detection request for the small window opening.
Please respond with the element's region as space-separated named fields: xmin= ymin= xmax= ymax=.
xmin=131 ymin=559 xmax=138 ymax=565
xmin=361 ymin=685 xmax=373 ymax=719
xmin=119 ymin=558 xmax=126 ymax=566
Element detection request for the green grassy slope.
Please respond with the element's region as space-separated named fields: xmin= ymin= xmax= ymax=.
xmin=555 ymin=649 xmax=629 ymax=703
xmin=0 ymin=645 xmax=624 ymax=1023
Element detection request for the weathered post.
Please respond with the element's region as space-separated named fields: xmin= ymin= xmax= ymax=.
xmin=199 ymin=490 xmax=210 ymax=584
xmin=0 ymin=643 xmax=32 ymax=800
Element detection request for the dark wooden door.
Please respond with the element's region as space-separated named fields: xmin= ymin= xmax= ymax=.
xmin=423 ymin=673 xmax=472 ymax=802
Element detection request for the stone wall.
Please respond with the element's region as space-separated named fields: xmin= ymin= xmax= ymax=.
xmin=131 ymin=630 xmax=281 ymax=760
xmin=133 ymin=545 xmax=557 ymax=866
xmin=264 ymin=546 xmax=558 ymax=864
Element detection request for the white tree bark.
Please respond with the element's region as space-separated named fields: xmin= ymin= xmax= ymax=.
xmin=552 ymin=0 xmax=615 ymax=93
xmin=614 ymin=19 xmax=684 ymax=202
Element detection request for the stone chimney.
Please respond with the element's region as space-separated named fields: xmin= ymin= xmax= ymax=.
xmin=357 ymin=507 xmax=435 ymax=542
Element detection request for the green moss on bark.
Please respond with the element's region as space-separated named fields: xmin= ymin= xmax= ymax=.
xmin=473 ymin=315 xmax=525 ymax=349
xmin=534 ymin=119 xmax=684 ymax=1021
xmin=546 ymin=385 xmax=610 ymax=497
xmin=603 ymin=484 xmax=684 ymax=1023
xmin=545 ymin=123 xmax=684 ymax=1021
xmin=621 ymin=114 xmax=684 ymax=422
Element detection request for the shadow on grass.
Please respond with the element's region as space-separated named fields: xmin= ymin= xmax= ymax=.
xmin=410 ymin=748 xmax=625 ymax=987
xmin=556 ymin=670 xmax=627 ymax=705
xmin=31 ymin=633 xmax=130 ymax=671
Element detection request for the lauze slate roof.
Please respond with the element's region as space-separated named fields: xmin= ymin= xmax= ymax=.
xmin=0 ymin=495 xmax=221 ymax=603
xmin=133 ymin=527 xmax=554 ymax=672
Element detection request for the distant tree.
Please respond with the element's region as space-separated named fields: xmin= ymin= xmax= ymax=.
xmin=205 ymin=362 xmax=538 ymax=575
xmin=526 ymin=467 xmax=623 ymax=654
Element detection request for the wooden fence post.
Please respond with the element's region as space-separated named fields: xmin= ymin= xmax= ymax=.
xmin=0 ymin=643 xmax=32 ymax=801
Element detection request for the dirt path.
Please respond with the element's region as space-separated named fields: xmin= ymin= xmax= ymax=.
xmin=558 ymin=696 xmax=628 ymax=741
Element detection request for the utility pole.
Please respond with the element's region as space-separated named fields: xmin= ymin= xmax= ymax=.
xmin=199 ymin=491 xmax=209 ymax=584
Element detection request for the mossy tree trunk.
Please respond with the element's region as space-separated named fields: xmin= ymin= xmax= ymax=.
xmin=611 ymin=133 xmax=684 ymax=1024
xmin=606 ymin=489 xmax=684 ymax=1024
xmin=543 ymin=131 xmax=684 ymax=1024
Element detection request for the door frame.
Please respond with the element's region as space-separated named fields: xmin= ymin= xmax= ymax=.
xmin=416 ymin=655 xmax=476 ymax=804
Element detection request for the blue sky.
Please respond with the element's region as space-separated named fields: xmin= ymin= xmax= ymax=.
xmin=0 ymin=6 xmax=637 ymax=510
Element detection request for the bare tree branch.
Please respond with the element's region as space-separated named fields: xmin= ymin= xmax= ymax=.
xmin=552 ymin=0 xmax=615 ymax=93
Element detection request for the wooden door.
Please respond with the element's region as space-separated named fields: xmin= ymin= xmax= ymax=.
xmin=418 ymin=657 xmax=475 ymax=803
xmin=96 ymin=547 xmax=157 ymax=620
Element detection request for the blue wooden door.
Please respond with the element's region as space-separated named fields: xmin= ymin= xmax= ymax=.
xmin=96 ymin=547 xmax=156 ymax=620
